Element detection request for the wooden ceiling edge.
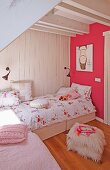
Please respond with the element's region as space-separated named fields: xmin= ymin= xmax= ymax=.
xmin=30 ymin=25 xmax=76 ymax=37
xmin=34 ymin=23 xmax=78 ymax=34
xmin=62 ymin=0 xmax=110 ymax=20
xmin=38 ymin=20 xmax=89 ymax=34
xmin=54 ymin=9 xmax=93 ymax=24
xmin=41 ymin=11 xmax=89 ymax=33
xmin=55 ymin=4 xmax=110 ymax=26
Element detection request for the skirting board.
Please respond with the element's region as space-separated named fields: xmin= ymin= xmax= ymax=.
xmin=33 ymin=112 xmax=96 ymax=140
xmin=96 ymin=116 xmax=104 ymax=123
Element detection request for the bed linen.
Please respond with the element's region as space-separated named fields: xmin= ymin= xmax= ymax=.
xmin=0 ymin=132 xmax=60 ymax=170
xmin=0 ymin=95 xmax=95 ymax=130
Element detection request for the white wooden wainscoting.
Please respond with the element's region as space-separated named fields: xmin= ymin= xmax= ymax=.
xmin=0 ymin=30 xmax=70 ymax=97
xmin=103 ymin=31 xmax=110 ymax=125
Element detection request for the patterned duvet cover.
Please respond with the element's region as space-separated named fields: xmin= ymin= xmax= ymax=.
xmin=0 ymin=95 xmax=95 ymax=130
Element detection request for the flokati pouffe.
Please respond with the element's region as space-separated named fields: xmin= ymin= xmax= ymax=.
xmin=67 ymin=123 xmax=106 ymax=162
xmin=30 ymin=99 xmax=49 ymax=109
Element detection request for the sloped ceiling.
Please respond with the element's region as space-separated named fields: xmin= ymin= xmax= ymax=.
xmin=0 ymin=0 xmax=61 ymax=51
xmin=1 ymin=0 xmax=110 ymax=50
xmin=31 ymin=0 xmax=110 ymax=37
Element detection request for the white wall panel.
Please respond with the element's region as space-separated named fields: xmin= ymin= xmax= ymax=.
xmin=0 ymin=30 xmax=70 ymax=97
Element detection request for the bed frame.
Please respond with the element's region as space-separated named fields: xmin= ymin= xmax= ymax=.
xmin=33 ymin=112 xmax=95 ymax=140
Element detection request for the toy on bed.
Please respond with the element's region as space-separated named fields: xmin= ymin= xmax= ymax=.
xmin=59 ymin=91 xmax=80 ymax=101
xmin=59 ymin=94 xmax=70 ymax=101
xmin=56 ymin=83 xmax=91 ymax=99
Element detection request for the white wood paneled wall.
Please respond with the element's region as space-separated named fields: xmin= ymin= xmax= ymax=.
xmin=0 ymin=30 xmax=70 ymax=97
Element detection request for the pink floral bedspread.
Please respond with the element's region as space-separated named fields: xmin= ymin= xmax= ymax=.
xmin=0 ymin=95 xmax=95 ymax=130
xmin=0 ymin=132 xmax=60 ymax=170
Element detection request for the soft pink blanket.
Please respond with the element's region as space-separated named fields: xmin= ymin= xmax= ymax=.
xmin=0 ymin=124 xmax=28 ymax=144
xmin=0 ymin=132 xmax=61 ymax=170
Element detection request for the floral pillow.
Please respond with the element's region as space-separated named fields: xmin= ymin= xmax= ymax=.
xmin=71 ymin=83 xmax=91 ymax=99
xmin=69 ymin=90 xmax=81 ymax=99
xmin=56 ymin=87 xmax=71 ymax=95
xmin=0 ymin=90 xmax=20 ymax=107
xmin=11 ymin=80 xmax=32 ymax=102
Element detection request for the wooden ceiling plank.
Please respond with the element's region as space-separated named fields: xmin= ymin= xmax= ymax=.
xmin=39 ymin=12 xmax=89 ymax=34
xmin=30 ymin=25 xmax=76 ymax=37
xmin=54 ymin=9 xmax=94 ymax=24
xmin=62 ymin=0 xmax=110 ymax=20
xmin=55 ymin=3 xmax=110 ymax=26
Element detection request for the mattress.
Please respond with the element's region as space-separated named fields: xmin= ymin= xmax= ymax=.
xmin=0 ymin=95 xmax=95 ymax=130
xmin=0 ymin=132 xmax=61 ymax=170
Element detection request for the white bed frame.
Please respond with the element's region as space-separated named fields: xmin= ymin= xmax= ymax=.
xmin=33 ymin=112 xmax=95 ymax=140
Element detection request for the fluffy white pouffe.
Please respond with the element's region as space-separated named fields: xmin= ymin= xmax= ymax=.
xmin=67 ymin=123 xmax=106 ymax=162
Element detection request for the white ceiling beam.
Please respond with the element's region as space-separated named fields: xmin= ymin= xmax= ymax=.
xmin=54 ymin=9 xmax=94 ymax=24
xmin=37 ymin=21 xmax=83 ymax=35
xmin=56 ymin=3 xmax=110 ymax=26
xmin=30 ymin=24 xmax=76 ymax=37
xmin=62 ymin=0 xmax=110 ymax=20
xmin=34 ymin=23 xmax=77 ymax=35
xmin=39 ymin=12 xmax=89 ymax=34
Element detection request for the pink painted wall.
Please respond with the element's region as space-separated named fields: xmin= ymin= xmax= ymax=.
xmin=70 ymin=23 xmax=110 ymax=119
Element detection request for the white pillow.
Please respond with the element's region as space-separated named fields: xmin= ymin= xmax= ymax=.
xmin=11 ymin=80 xmax=32 ymax=101
xmin=0 ymin=90 xmax=20 ymax=107
xmin=71 ymin=83 xmax=91 ymax=98
xmin=30 ymin=99 xmax=49 ymax=109
xmin=56 ymin=87 xmax=71 ymax=95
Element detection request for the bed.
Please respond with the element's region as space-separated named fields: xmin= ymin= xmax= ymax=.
xmin=0 ymin=83 xmax=96 ymax=140
xmin=0 ymin=131 xmax=61 ymax=170
xmin=0 ymin=110 xmax=60 ymax=170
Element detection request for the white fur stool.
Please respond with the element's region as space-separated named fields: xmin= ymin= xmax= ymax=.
xmin=67 ymin=123 xmax=106 ymax=162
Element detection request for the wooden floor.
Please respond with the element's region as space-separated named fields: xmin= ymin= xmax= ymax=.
xmin=44 ymin=120 xmax=110 ymax=170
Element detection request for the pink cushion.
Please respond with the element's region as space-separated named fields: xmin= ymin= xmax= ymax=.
xmin=0 ymin=124 xmax=28 ymax=144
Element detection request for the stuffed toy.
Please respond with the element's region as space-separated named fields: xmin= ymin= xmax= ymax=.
xmin=59 ymin=94 xmax=71 ymax=101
